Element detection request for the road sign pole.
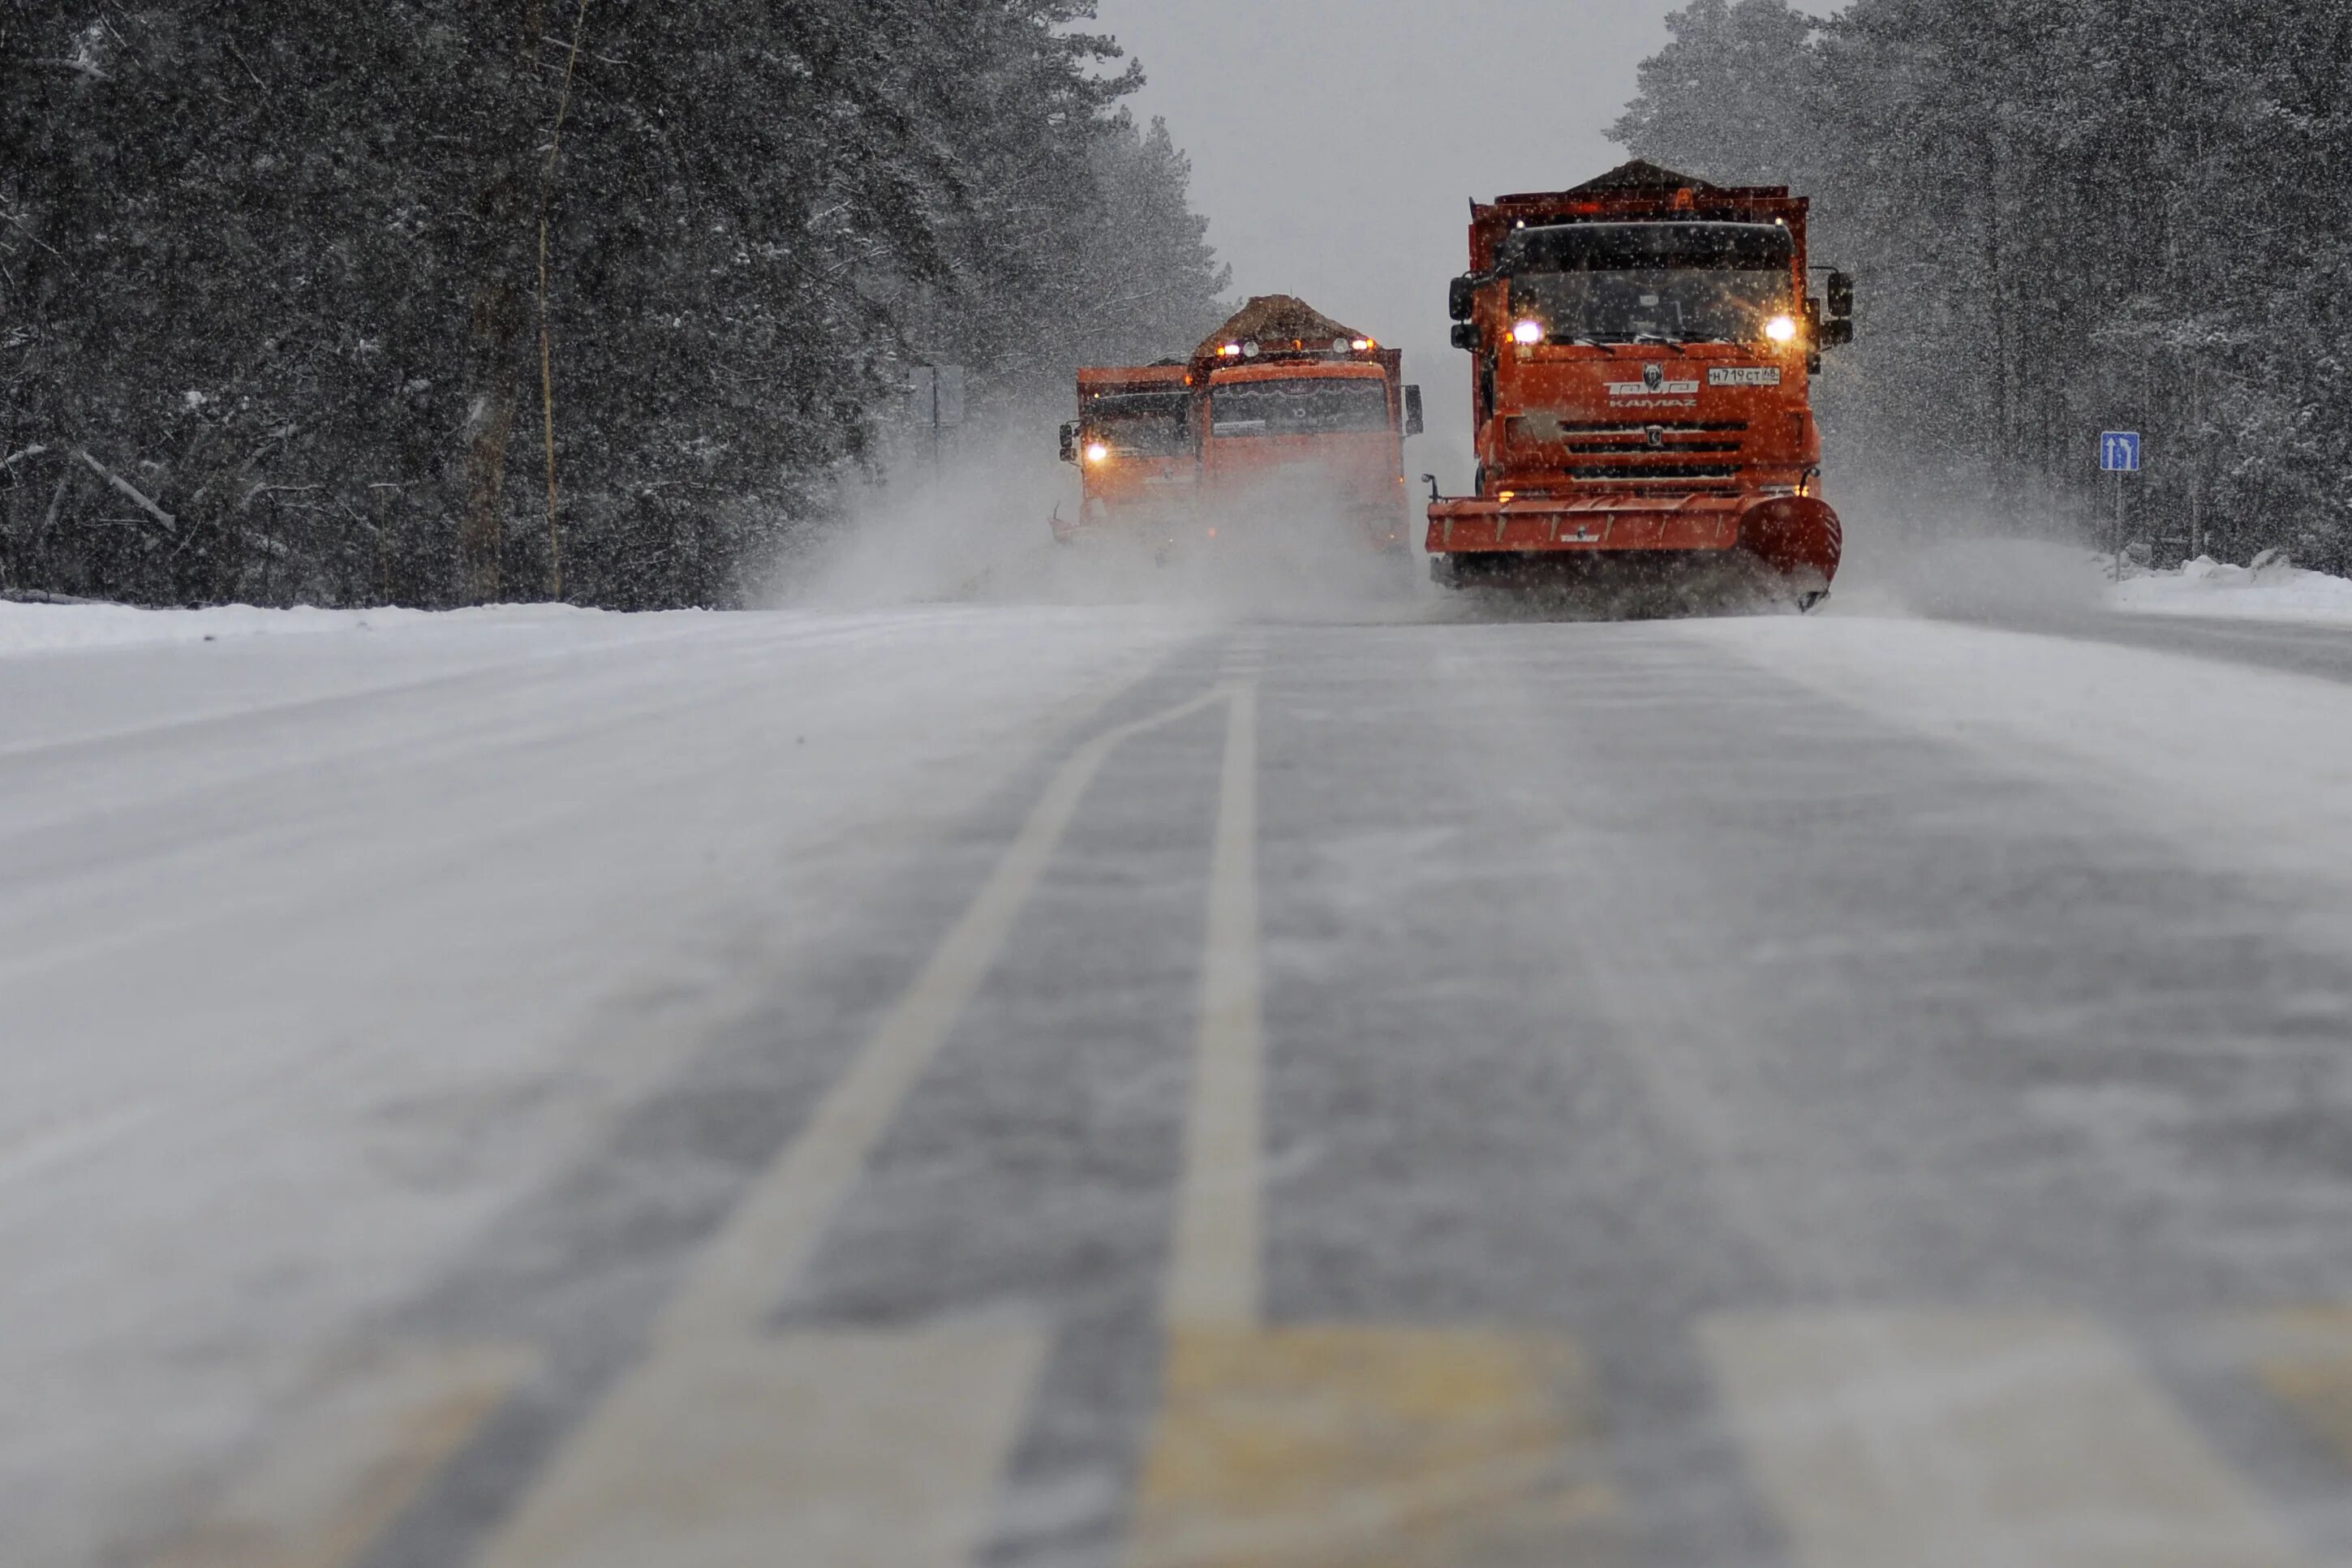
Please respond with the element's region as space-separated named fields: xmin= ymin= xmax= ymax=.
xmin=2100 ymin=432 xmax=2141 ymax=580
xmin=2113 ymin=471 xmax=2124 ymax=581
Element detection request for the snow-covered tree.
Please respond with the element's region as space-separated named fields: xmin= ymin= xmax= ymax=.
xmin=1614 ymin=0 xmax=2352 ymax=568
xmin=0 ymin=1 xmax=1226 ymax=608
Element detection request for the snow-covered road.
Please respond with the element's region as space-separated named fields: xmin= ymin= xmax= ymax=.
xmin=6 ymin=598 xmax=2352 ymax=1566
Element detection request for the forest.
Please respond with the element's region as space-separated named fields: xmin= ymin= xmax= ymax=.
xmin=0 ymin=2 xmax=1227 ymax=608
xmin=1617 ymin=0 xmax=2352 ymax=569
xmin=13 ymin=3 xmax=2348 ymax=608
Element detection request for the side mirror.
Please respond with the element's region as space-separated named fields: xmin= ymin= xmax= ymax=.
xmin=1403 ymin=385 xmax=1425 ymax=437
xmin=1826 ymin=271 xmax=1855 ymax=320
xmin=1820 ymin=318 xmax=1855 ymax=348
xmin=1447 ymin=274 xmax=1477 ymax=323
xmin=1058 ymin=421 xmax=1077 ymax=464
xmin=1450 ymin=322 xmax=1479 ymax=352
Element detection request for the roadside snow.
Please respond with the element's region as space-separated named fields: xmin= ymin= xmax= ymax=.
xmin=1693 ymin=614 xmax=2352 ymax=905
xmin=1825 ymin=531 xmax=2352 ymax=629
xmin=0 ymin=604 xmax=1194 ymax=1568
xmin=0 ymin=598 xmax=707 ymax=657
xmin=2110 ymin=556 xmax=2352 ymax=626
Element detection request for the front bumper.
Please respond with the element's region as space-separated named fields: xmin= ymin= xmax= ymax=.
xmin=1425 ymin=493 xmax=1840 ymax=582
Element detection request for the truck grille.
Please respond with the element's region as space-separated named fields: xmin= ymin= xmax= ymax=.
xmin=1546 ymin=420 xmax=1748 ymax=435
xmin=1506 ymin=418 xmax=1754 ymax=490
xmin=1511 ymin=417 xmax=1750 ymax=452
xmin=1563 ymin=440 xmax=1741 ymax=453
xmin=1564 ymin=463 xmax=1739 ymax=482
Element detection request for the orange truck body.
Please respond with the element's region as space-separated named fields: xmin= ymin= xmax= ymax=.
xmin=1058 ymin=296 xmax=1421 ymax=553
xmin=1430 ymin=161 xmax=1849 ymax=601
xmin=1054 ymin=364 xmax=1197 ymax=541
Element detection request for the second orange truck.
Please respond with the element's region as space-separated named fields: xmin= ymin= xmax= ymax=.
xmin=1056 ymin=296 xmax=1422 ymax=559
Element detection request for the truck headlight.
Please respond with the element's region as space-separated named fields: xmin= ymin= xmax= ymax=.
xmin=1511 ymin=319 xmax=1544 ymax=346
xmin=1085 ymin=441 xmax=1111 ymax=465
xmin=1765 ymin=315 xmax=1799 ymax=344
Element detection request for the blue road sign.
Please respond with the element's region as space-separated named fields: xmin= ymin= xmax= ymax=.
xmin=2100 ymin=431 xmax=2142 ymax=473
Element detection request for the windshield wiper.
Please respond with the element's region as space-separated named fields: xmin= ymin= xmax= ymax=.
xmin=1631 ymin=332 xmax=1689 ymax=347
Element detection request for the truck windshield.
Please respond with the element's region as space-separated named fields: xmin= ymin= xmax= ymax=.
xmin=1508 ymin=268 xmax=1793 ymax=345
xmin=1499 ymin=221 xmax=1795 ymax=346
xmin=1210 ymin=378 xmax=1390 ymax=436
xmin=1086 ymin=393 xmax=1193 ymax=458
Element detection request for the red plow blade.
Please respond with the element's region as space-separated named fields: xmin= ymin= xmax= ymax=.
xmin=1426 ymin=492 xmax=1841 ymax=597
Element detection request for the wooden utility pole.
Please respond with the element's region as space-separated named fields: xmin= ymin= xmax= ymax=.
xmin=536 ymin=0 xmax=590 ymax=602
xmin=457 ymin=2 xmax=553 ymax=605
xmin=2188 ymin=364 xmax=2204 ymax=561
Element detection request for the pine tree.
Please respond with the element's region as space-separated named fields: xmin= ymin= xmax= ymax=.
xmin=0 ymin=0 xmax=1231 ymax=607
xmin=1614 ymin=0 xmax=2352 ymax=568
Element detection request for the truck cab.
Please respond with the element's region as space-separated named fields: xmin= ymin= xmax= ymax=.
xmin=1191 ymin=297 xmax=1422 ymax=555
xmin=1202 ymin=359 xmax=1415 ymax=551
xmin=1059 ymin=365 xmax=1197 ymax=535
xmin=1055 ymin=296 xmax=1423 ymax=558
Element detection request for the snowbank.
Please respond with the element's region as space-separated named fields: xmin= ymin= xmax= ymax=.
xmin=1692 ymin=613 xmax=2352 ymax=904
xmin=1821 ymin=536 xmax=2108 ymax=621
xmin=2109 ymin=556 xmax=2352 ymax=626
xmin=0 ymin=599 xmax=711 ymax=658
xmin=1826 ymin=531 xmax=2352 ymax=629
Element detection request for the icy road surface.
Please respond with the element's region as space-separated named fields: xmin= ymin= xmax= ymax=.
xmin=7 ymin=601 xmax=2352 ymax=1568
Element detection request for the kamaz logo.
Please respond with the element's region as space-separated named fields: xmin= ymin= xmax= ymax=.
xmin=1605 ymin=370 xmax=1701 ymax=398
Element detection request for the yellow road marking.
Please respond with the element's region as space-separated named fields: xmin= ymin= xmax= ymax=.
xmin=2250 ymin=1308 xmax=2352 ymax=1471
xmin=1702 ymin=1312 xmax=2309 ymax=1568
xmin=1128 ymin=672 xmax=1622 ymax=1566
xmin=475 ymin=683 xmax=1233 ymax=1566
xmin=152 ymin=1343 xmax=535 ymax=1568
xmin=1125 ymin=1326 xmax=1621 ymax=1568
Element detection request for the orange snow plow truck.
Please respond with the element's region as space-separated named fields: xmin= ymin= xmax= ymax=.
xmin=1431 ymin=161 xmax=1853 ymax=608
xmin=1054 ymin=363 xmax=1197 ymax=538
xmin=1056 ymin=296 xmax=1423 ymax=553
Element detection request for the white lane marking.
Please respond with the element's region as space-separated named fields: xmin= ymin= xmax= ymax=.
xmin=131 ymin=650 xmax=1193 ymax=1568
xmin=478 ymin=1329 xmax=1047 ymax=1568
xmin=656 ymin=683 xmax=1228 ymax=1347
xmin=1164 ymin=681 xmax=1263 ymax=1330
xmin=1129 ymin=685 xmax=1632 ymax=1566
xmin=477 ymin=681 xmax=1232 ymax=1567
xmin=1704 ymin=1312 xmax=2311 ymax=1568
xmin=153 ymin=1344 xmax=536 ymax=1568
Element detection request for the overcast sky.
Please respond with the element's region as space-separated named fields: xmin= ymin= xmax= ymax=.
xmin=1087 ymin=0 xmax=1683 ymax=484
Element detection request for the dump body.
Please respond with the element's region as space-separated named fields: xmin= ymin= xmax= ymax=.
xmin=1057 ymin=296 xmax=1420 ymax=553
xmin=1431 ymin=161 xmax=1847 ymax=601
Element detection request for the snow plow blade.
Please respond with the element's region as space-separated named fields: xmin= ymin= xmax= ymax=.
xmin=1425 ymin=493 xmax=1841 ymax=603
